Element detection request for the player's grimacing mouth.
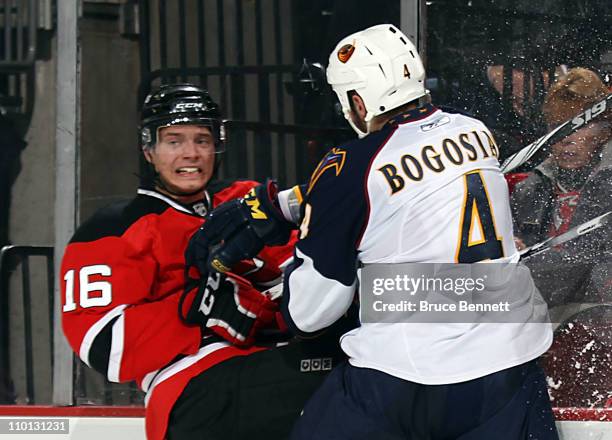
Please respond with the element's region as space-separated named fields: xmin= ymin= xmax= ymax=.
xmin=176 ymin=166 xmax=202 ymax=175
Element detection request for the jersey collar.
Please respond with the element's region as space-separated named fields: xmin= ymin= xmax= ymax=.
xmin=137 ymin=188 xmax=211 ymax=217
xmin=383 ymin=103 xmax=439 ymax=129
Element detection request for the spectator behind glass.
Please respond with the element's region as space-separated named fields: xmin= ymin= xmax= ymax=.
xmin=511 ymin=67 xmax=612 ymax=311
xmin=487 ymin=65 xmax=551 ymax=121
xmin=456 ymin=65 xmax=550 ymax=162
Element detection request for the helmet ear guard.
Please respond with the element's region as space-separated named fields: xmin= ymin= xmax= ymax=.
xmin=326 ymin=24 xmax=429 ymax=137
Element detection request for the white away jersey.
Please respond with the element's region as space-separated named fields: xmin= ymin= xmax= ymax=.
xmin=281 ymin=105 xmax=552 ymax=384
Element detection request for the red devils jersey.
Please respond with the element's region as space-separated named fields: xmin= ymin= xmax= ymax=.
xmin=60 ymin=181 xmax=295 ymax=440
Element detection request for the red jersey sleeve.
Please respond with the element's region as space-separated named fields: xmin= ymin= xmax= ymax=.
xmin=61 ymin=206 xmax=203 ymax=383
xmin=232 ymin=231 xmax=298 ymax=287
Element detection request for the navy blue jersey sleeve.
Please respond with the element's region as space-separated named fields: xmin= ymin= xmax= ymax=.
xmin=281 ymin=129 xmax=394 ymax=335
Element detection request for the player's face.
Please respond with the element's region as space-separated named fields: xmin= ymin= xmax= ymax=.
xmin=144 ymin=125 xmax=216 ymax=202
xmin=551 ymin=123 xmax=609 ymax=170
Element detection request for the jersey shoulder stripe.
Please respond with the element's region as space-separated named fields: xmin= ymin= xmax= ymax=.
xmin=70 ymin=195 xmax=170 ymax=244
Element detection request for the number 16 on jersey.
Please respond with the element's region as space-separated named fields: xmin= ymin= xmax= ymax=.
xmin=63 ymin=265 xmax=112 ymax=311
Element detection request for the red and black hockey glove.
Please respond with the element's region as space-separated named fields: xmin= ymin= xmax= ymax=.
xmin=185 ymin=179 xmax=295 ymax=275
xmin=180 ymin=271 xmax=279 ymax=347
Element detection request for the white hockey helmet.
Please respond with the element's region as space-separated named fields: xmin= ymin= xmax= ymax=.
xmin=327 ymin=24 xmax=428 ymax=137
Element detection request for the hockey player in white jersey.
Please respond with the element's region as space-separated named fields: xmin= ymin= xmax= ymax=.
xmin=190 ymin=24 xmax=558 ymax=439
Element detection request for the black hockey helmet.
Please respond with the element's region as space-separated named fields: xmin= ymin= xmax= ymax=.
xmin=140 ymin=83 xmax=225 ymax=152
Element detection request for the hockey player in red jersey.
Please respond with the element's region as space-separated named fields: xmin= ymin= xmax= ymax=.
xmin=60 ymin=84 xmax=347 ymax=440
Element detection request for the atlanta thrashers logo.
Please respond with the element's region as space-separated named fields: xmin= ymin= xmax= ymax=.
xmin=337 ymin=42 xmax=356 ymax=63
xmin=307 ymin=148 xmax=347 ymax=194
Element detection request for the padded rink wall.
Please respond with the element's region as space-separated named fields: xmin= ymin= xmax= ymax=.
xmin=0 ymin=407 xmax=610 ymax=439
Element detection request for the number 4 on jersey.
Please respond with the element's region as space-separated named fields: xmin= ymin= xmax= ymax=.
xmin=455 ymin=171 xmax=503 ymax=263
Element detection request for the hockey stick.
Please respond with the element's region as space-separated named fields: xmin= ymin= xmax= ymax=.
xmin=501 ymin=94 xmax=612 ymax=173
xmin=520 ymin=211 xmax=612 ymax=260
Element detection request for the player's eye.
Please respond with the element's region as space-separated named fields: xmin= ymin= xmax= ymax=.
xmin=196 ymin=137 xmax=213 ymax=146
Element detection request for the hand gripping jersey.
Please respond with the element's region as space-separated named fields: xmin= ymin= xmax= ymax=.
xmin=61 ymin=181 xmax=294 ymax=440
xmin=282 ymin=104 xmax=553 ymax=384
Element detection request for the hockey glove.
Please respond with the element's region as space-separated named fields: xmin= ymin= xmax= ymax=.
xmin=180 ymin=271 xmax=279 ymax=347
xmin=185 ymin=199 xmax=257 ymax=276
xmin=187 ymin=179 xmax=295 ymax=274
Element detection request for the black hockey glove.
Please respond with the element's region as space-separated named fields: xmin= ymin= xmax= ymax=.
xmin=179 ymin=271 xmax=279 ymax=347
xmin=186 ymin=179 xmax=295 ymax=274
xmin=185 ymin=198 xmax=257 ymax=276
